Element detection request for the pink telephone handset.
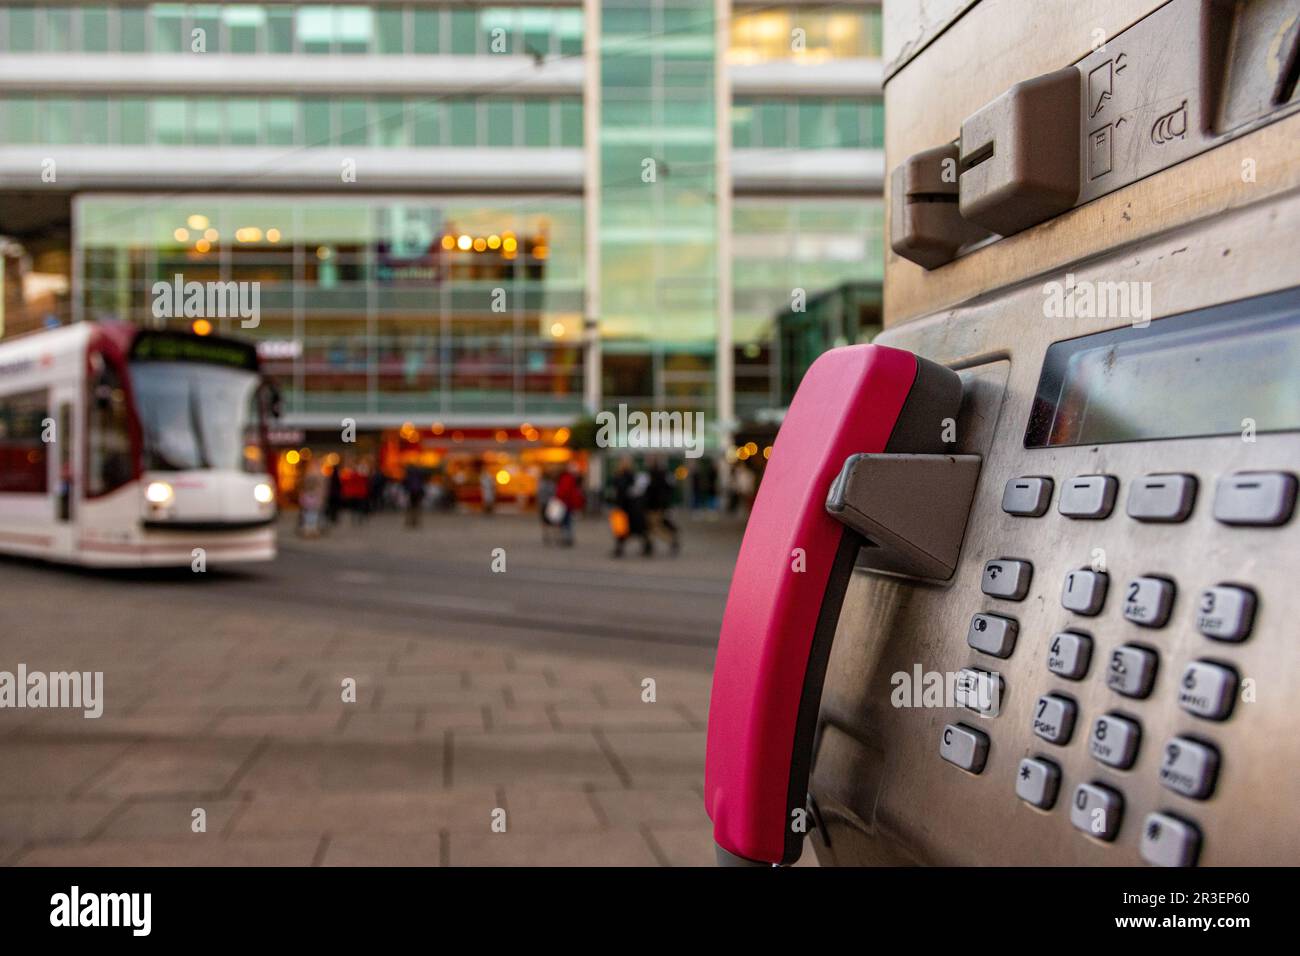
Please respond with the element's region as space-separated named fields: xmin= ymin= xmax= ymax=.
xmin=704 ymin=344 xmax=963 ymax=865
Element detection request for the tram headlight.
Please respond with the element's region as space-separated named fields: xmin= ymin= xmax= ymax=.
xmin=253 ymin=482 xmax=275 ymax=505
xmin=145 ymin=481 xmax=174 ymax=505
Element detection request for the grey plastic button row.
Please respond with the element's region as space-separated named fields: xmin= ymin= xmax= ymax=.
xmin=1106 ymin=644 xmax=1158 ymax=699
xmin=1178 ymin=661 xmax=1237 ymax=720
xmin=1071 ymin=782 xmax=1123 ymax=841
xmin=1047 ymin=630 xmax=1092 ymax=679
xmin=1062 ymin=569 xmax=1108 ymax=615
xmin=967 ymin=613 xmax=1018 ymax=658
xmin=1032 ymin=694 xmax=1076 ymax=745
xmin=1122 ymin=576 xmax=1175 ymax=627
xmin=1016 ymin=757 xmax=1060 ymax=809
xmin=1059 ymin=475 xmax=1118 ymax=518
xmin=1127 ymin=474 xmax=1197 ymax=522
xmin=1089 ymin=713 xmax=1141 ymax=769
xmin=1159 ymin=736 xmax=1219 ymax=799
xmin=1213 ymin=471 xmax=1297 ymax=526
xmin=1140 ymin=812 xmax=1201 ymax=867
xmin=1002 ymin=476 xmax=1053 ymax=516
xmin=1196 ymin=585 xmax=1256 ymax=642
xmin=981 ymin=558 xmax=1032 ymax=600
xmin=940 ymin=723 xmax=989 ymax=773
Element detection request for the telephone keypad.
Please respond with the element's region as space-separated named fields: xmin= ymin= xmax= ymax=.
xmin=1088 ymin=713 xmax=1141 ymax=769
xmin=1046 ymin=630 xmax=1092 ymax=680
xmin=1212 ymin=471 xmax=1297 ymax=526
xmin=1032 ymin=694 xmax=1076 ymax=745
xmin=1061 ymin=569 xmax=1108 ymax=615
xmin=981 ymin=558 xmax=1032 ymax=600
xmin=1159 ymin=736 xmax=1219 ymax=799
xmin=1126 ymin=474 xmax=1197 ymax=522
xmin=1121 ymin=576 xmax=1175 ymax=627
xmin=1196 ymin=585 xmax=1256 ymax=642
xmin=967 ymin=612 xmax=1018 ymax=658
xmin=1140 ymin=812 xmax=1201 ymax=867
xmin=1058 ymin=475 xmax=1118 ymax=519
xmin=1106 ymin=644 xmax=1158 ymax=699
xmin=940 ymin=723 xmax=989 ymax=774
xmin=1070 ymin=782 xmax=1123 ymax=841
xmin=1177 ymin=661 xmax=1238 ymax=721
xmin=1002 ymin=476 xmax=1053 ymax=516
xmin=1016 ymin=757 xmax=1061 ymax=809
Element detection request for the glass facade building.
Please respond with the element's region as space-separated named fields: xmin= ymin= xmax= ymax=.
xmin=0 ymin=1 xmax=885 ymax=444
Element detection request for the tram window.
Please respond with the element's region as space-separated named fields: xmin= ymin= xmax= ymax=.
xmin=87 ymin=360 xmax=135 ymax=496
xmin=0 ymin=389 xmax=49 ymax=494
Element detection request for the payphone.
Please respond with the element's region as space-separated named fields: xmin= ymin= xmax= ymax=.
xmin=706 ymin=0 xmax=1300 ymax=866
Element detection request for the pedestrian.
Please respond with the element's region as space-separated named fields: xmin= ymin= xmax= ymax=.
xmin=479 ymin=467 xmax=496 ymax=515
xmin=553 ymin=462 xmax=585 ymax=547
xmin=645 ymin=458 xmax=681 ymax=555
xmin=538 ymin=468 xmax=559 ymax=544
xmin=326 ymin=459 xmax=343 ymax=526
xmin=403 ymin=464 xmax=426 ymax=528
xmin=298 ymin=461 xmax=325 ymax=537
xmin=610 ymin=457 xmax=652 ymax=557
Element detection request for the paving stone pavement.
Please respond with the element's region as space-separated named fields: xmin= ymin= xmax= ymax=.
xmin=0 ymin=510 xmax=785 ymax=867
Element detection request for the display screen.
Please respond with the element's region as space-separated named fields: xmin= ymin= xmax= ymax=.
xmin=130 ymin=331 xmax=258 ymax=372
xmin=1025 ymin=287 xmax=1300 ymax=447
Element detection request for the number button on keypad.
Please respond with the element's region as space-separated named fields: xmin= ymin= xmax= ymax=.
xmin=1106 ymin=644 xmax=1158 ymax=699
xmin=1062 ymin=569 xmax=1108 ymax=616
xmin=1088 ymin=713 xmax=1141 ymax=769
xmin=1071 ymin=783 xmax=1123 ymax=841
xmin=1047 ymin=630 xmax=1092 ymax=680
xmin=1158 ymin=737 xmax=1219 ymax=799
xmin=1196 ymin=585 xmax=1256 ymax=642
xmin=1032 ymin=694 xmax=1076 ymax=745
xmin=1178 ymin=661 xmax=1238 ymax=720
xmin=1122 ymin=576 xmax=1175 ymax=627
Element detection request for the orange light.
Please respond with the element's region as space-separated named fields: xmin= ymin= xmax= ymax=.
xmin=285 ymin=449 xmax=301 ymax=465
xmin=763 ymin=445 xmax=773 ymax=460
xmin=441 ymin=235 xmax=456 ymax=250
xmin=554 ymin=427 xmax=571 ymax=445
xmin=495 ymin=469 xmax=511 ymax=486
xmin=495 ymin=430 xmax=508 ymax=443
xmin=195 ymin=238 xmax=211 ymax=253
xmin=432 ymin=422 xmax=445 ymax=435
xmin=186 ymin=214 xmax=209 ymax=230
xmin=533 ymin=244 xmax=549 ymax=260
xmin=549 ymin=321 xmax=565 ymax=337
xmin=173 ymin=227 xmax=189 ymax=242
xmin=266 ymin=228 xmax=281 ymax=242
xmin=192 ymin=319 xmax=213 ymax=336
xmin=472 ymin=237 xmax=487 ymax=252
xmin=452 ymin=430 xmax=465 ymax=442
xmin=203 ymin=228 xmax=219 ymax=242
xmin=502 ymin=236 xmax=518 ymax=253
xmin=487 ymin=235 xmax=501 ymax=249
xmin=744 ymin=442 xmax=758 ymax=456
